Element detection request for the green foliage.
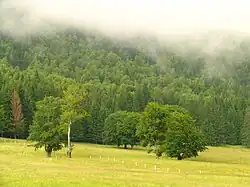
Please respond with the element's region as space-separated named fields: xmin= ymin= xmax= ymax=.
xmin=0 ymin=29 xmax=249 ymax=149
xmin=61 ymin=84 xmax=89 ymax=128
xmin=70 ymin=117 xmax=92 ymax=142
xmin=138 ymin=102 xmax=207 ymax=159
xmin=28 ymin=96 xmax=66 ymax=156
xmin=0 ymin=105 xmax=7 ymax=136
xmin=137 ymin=102 xmax=170 ymax=148
xmin=165 ymin=111 xmax=207 ymax=158
xmin=103 ymin=111 xmax=141 ymax=148
xmin=241 ymin=107 xmax=250 ymax=147
xmin=61 ymin=84 xmax=89 ymax=157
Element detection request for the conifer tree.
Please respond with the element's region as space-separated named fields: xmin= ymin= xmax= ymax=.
xmin=10 ymin=89 xmax=23 ymax=139
xmin=241 ymin=107 xmax=250 ymax=147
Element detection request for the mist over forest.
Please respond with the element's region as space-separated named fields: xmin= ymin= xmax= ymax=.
xmin=0 ymin=0 xmax=250 ymax=149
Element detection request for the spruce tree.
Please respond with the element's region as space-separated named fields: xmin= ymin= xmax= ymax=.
xmin=241 ymin=107 xmax=250 ymax=147
xmin=10 ymin=89 xmax=23 ymax=139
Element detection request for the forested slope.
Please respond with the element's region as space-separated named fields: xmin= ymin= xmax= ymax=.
xmin=0 ymin=29 xmax=249 ymax=146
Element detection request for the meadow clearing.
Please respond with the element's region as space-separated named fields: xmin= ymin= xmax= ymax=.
xmin=1 ymin=138 xmax=250 ymax=187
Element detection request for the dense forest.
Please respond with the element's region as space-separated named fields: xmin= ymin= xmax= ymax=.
xmin=0 ymin=27 xmax=250 ymax=148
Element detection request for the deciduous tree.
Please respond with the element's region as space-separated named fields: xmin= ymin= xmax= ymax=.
xmin=165 ymin=111 xmax=207 ymax=159
xmin=104 ymin=111 xmax=141 ymax=149
xmin=137 ymin=102 xmax=207 ymax=159
xmin=61 ymin=84 xmax=88 ymax=158
xmin=28 ymin=96 xmax=66 ymax=157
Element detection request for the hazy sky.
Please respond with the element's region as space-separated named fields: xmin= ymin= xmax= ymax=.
xmin=1 ymin=0 xmax=250 ymax=36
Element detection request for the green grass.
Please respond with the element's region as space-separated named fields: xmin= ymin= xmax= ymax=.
xmin=1 ymin=138 xmax=250 ymax=187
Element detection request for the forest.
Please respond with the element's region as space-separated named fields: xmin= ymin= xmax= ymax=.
xmin=0 ymin=27 xmax=250 ymax=158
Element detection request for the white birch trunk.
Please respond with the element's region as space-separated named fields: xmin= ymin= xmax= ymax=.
xmin=67 ymin=121 xmax=72 ymax=158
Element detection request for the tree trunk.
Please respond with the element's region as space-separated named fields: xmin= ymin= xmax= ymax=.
xmin=67 ymin=121 xmax=72 ymax=158
xmin=46 ymin=150 xmax=52 ymax=157
xmin=67 ymin=149 xmax=72 ymax=158
xmin=45 ymin=146 xmax=52 ymax=157
xmin=177 ymin=153 xmax=183 ymax=160
xmin=124 ymin=144 xmax=127 ymax=149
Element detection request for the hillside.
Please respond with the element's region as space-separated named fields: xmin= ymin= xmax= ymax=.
xmin=0 ymin=29 xmax=250 ymax=146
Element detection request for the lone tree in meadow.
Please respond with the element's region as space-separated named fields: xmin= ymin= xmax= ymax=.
xmin=10 ymin=89 xmax=24 ymax=139
xmin=28 ymin=96 xmax=66 ymax=157
xmin=61 ymin=84 xmax=88 ymax=158
xmin=103 ymin=111 xmax=141 ymax=149
xmin=137 ymin=102 xmax=207 ymax=159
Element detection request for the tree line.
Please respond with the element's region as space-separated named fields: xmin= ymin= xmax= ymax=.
xmin=0 ymin=29 xmax=250 ymax=157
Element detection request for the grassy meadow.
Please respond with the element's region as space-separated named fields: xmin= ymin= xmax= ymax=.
xmin=1 ymin=138 xmax=250 ymax=187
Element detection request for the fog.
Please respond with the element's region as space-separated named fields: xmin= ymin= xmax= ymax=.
xmin=1 ymin=0 xmax=250 ymax=60
xmin=1 ymin=0 xmax=250 ymax=35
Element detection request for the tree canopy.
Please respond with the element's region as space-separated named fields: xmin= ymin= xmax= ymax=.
xmin=28 ymin=96 xmax=66 ymax=157
xmin=0 ymin=28 xmax=249 ymax=158
xmin=137 ymin=102 xmax=207 ymax=159
xmin=103 ymin=111 xmax=141 ymax=149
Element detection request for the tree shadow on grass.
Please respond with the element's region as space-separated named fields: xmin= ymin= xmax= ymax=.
xmin=107 ymin=145 xmax=146 ymax=151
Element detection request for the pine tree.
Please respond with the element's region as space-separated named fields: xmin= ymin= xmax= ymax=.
xmin=241 ymin=107 xmax=250 ymax=147
xmin=0 ymin=105 xmax=6 ymax=137
xmin=10 ymin=89 xmax=23 ymax=139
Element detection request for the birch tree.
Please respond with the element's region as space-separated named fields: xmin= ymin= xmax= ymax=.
xmin=61 ymin=84 xmax=88 ymax=158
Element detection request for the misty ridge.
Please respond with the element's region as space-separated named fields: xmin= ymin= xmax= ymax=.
xmin=1 ymin=0 xmax=250 ymax=74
